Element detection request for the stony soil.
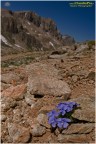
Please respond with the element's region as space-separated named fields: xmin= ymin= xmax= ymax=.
xmin=1 ymin=47 xmax=95 ymax=143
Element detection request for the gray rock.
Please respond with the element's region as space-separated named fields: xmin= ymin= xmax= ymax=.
xmin=31 ymin=123 xmax=46 ymax=136
xmin=62 ymin=123 xmax=94 ymax=134
xmin=37 ymin=113 xmax=50 ymax=128
xmin=8 ymin=123 xmax=31 ymax=143
xmin=71 ymin=97 xmax=95 ymax=122
xmin=28 ymin=76 xmax=71 ymax=98
xmin=27 ymin=62 xmax=71 ymax=99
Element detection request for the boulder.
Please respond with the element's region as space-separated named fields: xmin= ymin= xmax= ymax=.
xmin=27 ymin=63 xmax=71 ymax=99
xmin=28 ymin=76 xmax=71 ymax=98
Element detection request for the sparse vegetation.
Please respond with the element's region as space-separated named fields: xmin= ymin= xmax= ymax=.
xmin=87 ymin=40 xmax=95 ymax=49
xmin=1 ymin=56 xmax=35 ymax=67
xmin=88 ymin=40 xmax=95 ymax=46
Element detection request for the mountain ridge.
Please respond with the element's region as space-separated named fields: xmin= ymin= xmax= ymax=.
xmin=1 ymin=8 xmax=75 ymax=55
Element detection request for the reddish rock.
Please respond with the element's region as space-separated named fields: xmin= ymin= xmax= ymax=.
xmin=2 ymin=84 xmax=27 ymax=100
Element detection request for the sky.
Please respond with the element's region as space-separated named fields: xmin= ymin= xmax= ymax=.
xmin=1 ymin=1 xmax=95 ymax=42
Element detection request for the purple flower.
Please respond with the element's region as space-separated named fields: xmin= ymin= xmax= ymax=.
xmin=47 ymin=110 xmax=59 ymax=118
xmin=67 ymin=101 xmax=80 ymax=107
xmin=48 ymin=116 xmax=57 ymax=128
xmin=56 ymin=118 xmax=63 ymax=128
xmin=57 ymin=101 xmax=79 ymax=114
xmin=59 ymin=109 xmax=66 ymax=116
xmin=57 ymin=118 xmax=71 ymax=128
xmin=62 ymin=118 xmax=71 ymax=122
xmin=57 ymin=103 xmax=65 ymax=110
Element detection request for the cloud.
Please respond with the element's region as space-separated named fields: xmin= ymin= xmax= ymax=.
xmin=4 ymin=2 xmax=11 ymax=7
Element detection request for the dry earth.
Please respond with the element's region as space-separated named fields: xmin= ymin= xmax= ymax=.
xmin=1 ymin=48 xmax=95 ymax=143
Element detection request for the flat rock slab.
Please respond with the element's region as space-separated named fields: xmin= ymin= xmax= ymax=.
xmin=62 ymin=123 xmax=94 ymax=134
xmin=71 ymin=97 xmax=95 ymax=122
xmin=58 ymin=134 xmax=91 ymax=143
xmin=27 ymin=62 xmax=71 ymax=98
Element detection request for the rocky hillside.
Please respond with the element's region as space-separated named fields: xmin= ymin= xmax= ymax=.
xmin=1 ymin=41 xmax=95 ymax=143
xmin=1 ymin=8 xmax=75 ymax=55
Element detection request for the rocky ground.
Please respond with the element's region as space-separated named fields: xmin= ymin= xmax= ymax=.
xmin=1 ymin=45 xmax=95 ymax=143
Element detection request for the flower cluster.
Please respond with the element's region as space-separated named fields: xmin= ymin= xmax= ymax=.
xmin=47 ymin=101 xmax=79 ymax=129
